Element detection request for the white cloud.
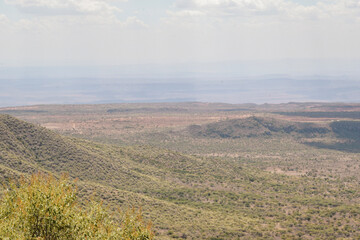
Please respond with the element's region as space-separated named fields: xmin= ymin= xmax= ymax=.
xmin=166 ymin=9 xmax=205 ymax=17
xmin=320 ymin=0 xmax=360 ymax=19
xmin=3 ymin=14 xmax=148 ymax=34
xmin=4 ymin=0 xmax=123 ymax=16
xmin=341 ymin=0 xmax=360 ymax=9
xmin=172 ymin=0 xmax=360 ymax=21
xmin=122 ymin=16 xmax=147 ymax=29
xmin=174 ymin=0 xmax=298 ymax=16
xmin=0 ymin=0 xmax=360 ymax=67
xmin=0 ymin=0 xmax=130 ymax=31
xmin=0 ymin=14 xmax=10 ymax=24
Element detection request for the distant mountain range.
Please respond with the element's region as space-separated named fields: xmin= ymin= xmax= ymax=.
xmin=1 ymin=76 xmax=360 ymax=107
xmin=1 ymin=60 xmax=360 ymax=107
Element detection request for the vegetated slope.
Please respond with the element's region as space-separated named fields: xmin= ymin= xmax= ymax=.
xmin=0 ymin=114 xmax=247 ymax=239
xmin=1 ymin=114 xmax=360 ymax=239
xmin=188 ymin=116 xmax=330 ymax=139
xmin=275 ymin=111 xmax=360 ymax=119
xmin=302 ymin=120 xmax=360 ymax=153
xmin=330 ymin=120 xmax=360 ymax=141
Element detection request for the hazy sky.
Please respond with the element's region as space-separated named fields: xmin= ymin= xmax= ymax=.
xmin=1 ymin=0 xmax=360 ymax=67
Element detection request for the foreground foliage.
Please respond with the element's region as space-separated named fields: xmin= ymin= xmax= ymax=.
xmin=0 ymin=173 xmax=153 ymax=240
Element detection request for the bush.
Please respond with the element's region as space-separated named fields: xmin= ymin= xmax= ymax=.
xmin=0 ymin=173 xmax=153 ymax=240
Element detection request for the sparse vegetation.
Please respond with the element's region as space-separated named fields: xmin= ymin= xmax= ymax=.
xmin=1 ymin=102 xmax=360 ymax=239
xmin=188 ymin=116 xmax=330 ymax=138
xmin=0 ymin=173 xmax=153 ymax=240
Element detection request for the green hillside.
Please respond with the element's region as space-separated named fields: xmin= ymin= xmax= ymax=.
xmin=188 ymin=116 xmax=331 ymax=139
xmin=1 ymin=114 xmax=360 ymax=239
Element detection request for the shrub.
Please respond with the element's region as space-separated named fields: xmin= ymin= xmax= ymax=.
xmin=0 ymin=173 xmax=153 ymax=240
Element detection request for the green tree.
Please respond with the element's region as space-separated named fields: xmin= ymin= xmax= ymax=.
xmin=0 ymin=173 xmax=153 ymax=240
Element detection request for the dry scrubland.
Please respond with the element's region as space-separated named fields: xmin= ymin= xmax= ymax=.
xmin=1 ymin=102 xmax=360 ymax=239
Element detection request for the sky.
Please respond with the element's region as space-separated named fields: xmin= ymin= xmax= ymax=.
xmin=0 ymin=0 xmax=360 ymax=67
xmin=1 ymin=0 xmax=360 ymax=106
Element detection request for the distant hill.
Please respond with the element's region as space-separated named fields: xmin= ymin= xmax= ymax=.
xmin=275 ymin=111 xmax=360 ymax=119
xmin=330 ymin=120 xmax=360 ymax=141
xmin=188 ymin=116 xmax=331 ymax=139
